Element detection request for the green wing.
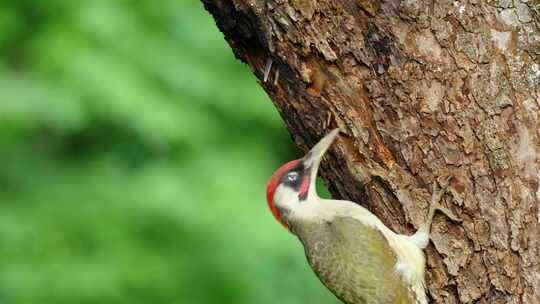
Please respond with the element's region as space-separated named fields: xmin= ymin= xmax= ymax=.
xmin=299 ymin=217 xmax=414 ymax=304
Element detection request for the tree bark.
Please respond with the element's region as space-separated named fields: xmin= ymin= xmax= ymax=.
xmin=201 ymin=0 xmax=540 ymax=303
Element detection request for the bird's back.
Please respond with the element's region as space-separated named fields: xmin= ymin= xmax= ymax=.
xmin=293 ymin=216 xmax=415 ymax=304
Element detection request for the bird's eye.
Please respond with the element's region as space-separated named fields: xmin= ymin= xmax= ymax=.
xmin=286 ymin=172 xmax=299 ymax=182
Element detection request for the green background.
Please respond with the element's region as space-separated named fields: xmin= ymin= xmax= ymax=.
xmin=0 ymin=1 xmax=339 ymax=303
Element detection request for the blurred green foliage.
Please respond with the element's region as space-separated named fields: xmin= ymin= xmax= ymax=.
xmin=0 ymin=1 xmax=339 ymax=303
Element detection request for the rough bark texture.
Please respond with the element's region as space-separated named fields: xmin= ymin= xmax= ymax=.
xmin=201 ymin=0 xmax=540 ymax=303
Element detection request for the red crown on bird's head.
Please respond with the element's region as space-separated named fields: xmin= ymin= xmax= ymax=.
xmin=266 ymin=159 xmax=301 ymax=228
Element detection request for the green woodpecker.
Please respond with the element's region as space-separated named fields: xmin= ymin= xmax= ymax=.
xmin=266 ymin=129 xmax=458 ymax=304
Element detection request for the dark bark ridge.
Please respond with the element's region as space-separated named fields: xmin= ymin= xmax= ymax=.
xmin=202 ymin=0 xmax=540 ymax=303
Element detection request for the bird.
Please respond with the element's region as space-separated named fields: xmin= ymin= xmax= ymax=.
xmin=265 ymin=128 xmax=459 ymax=304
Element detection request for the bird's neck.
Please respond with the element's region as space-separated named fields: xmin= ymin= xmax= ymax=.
xmin=288 ymin=198 xmax=392 ymax=235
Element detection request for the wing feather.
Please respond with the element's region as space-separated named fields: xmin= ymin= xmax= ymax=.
xmin=297 ymin=217 xmax=416 ymax=304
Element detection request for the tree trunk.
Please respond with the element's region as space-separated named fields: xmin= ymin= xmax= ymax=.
xmin=201 ymin=0 xmax=540 ymax=302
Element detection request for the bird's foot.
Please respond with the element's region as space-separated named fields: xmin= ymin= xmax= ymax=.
xmin=428 ymin=176 xmax=460 ymax=223
xmin=411 ymin=177 xmax=461 ymax=249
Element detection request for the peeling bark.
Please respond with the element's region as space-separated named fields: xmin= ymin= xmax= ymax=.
xmin=201 ymin=0 xmax=540 ymax=303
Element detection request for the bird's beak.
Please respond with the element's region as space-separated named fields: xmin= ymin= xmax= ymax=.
xmin=302 ymin=128 xmax=340 ymax=170
xmin=298 ymin=128 xmax=340 ymax=200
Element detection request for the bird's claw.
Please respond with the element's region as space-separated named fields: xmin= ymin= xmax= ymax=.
xmin=435 ymin=204 xmax=461 ymax=223
xmin=429 ymin=176 xmax=461 ymax=223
